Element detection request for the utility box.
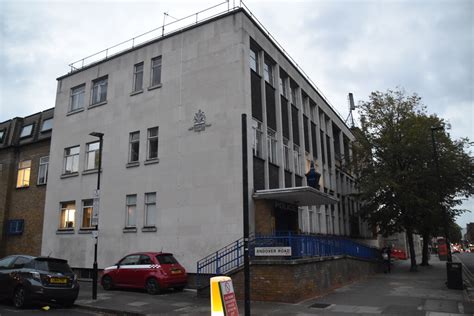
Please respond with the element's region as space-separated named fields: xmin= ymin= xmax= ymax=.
xmin=446 ymin=262 xmax=463 ymax=290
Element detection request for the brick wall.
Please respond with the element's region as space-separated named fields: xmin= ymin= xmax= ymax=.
xmin=231 ymin=256 xmax=377 ymax=303
xmin=1 ymin=140 xmax=51 ymax=256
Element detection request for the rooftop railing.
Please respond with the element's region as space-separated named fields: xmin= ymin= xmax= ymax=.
xmin=67 ymin=0 xmax=344 ymax=120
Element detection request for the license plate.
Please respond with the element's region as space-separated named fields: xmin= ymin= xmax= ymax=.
xmin=171 ymin=270 xmax=181 ymax=274
xmin=50 ymin=277 xmax=68 ymax=284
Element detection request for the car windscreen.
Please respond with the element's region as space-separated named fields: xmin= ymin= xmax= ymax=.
xmin=34 ymin=259 xmax=72 ymax=273
xmin=156 ymin=254 xmax=178 ymax=264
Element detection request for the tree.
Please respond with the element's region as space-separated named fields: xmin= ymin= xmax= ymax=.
xmin=353 ymin=89 xmax=473 ymax=271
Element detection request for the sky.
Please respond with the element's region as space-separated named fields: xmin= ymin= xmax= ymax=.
xmin=0 ymin=0 xmax=472 ymax=228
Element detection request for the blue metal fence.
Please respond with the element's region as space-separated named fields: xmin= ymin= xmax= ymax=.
xmin=196 ymin=233 xmax=379 ymax=288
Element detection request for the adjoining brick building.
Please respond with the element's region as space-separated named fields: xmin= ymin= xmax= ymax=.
xmin=0 ymin=108 xmax=53 ymax=257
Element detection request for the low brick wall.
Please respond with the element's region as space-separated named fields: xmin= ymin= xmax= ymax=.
xmin=231 ymin=256 xmax=378 ymax=303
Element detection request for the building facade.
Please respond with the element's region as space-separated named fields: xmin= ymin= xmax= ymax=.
xmin=0 ymin=109 xmax=53 ymax=257
xmin=41 ymin=7 xmax=370 ymax=274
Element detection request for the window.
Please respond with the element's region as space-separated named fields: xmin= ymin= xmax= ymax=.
xmin=81 ymin=200 xmax=93 ymax=229
xmin=279 ymin=73 xmax=287 ymax=98
xmin=0 ymin=129 xmax=5 ymax=143
xmin=144 ymin=192 xmax=156 ymax=227
xmin=147 ymin=127 xmax=159 ymax=160
xmin=119 ymin=254 xmax=140 ymax=266
xmin=85 ymin=141 xmax=100 ymax=170
xmin=60 ymin=202 xmax=76 ymax=229
xmin=283 ymin=138 xmax=291 ymax=171
xmin=293 ymin=144 xmax=302 ymax=175
xmin=125 ymin=194 xmax=137 ymax=227
xmin=133 ymin=62 xmax=144 ymax=92
xmin=151 ymin=56 xmax=162 ymax=87
xmin=267 ymin=128 xmax=277 ymax=164
xmin=20 ymin=124 xmax=33 ymax=138
xmin=7 ymin=219 xmax=24 ymax=235
xmin=263 ymin=59 xmax=273 ymax=85
xmin=63 ymin=146 xmax=80 ymax=174
xmin=41 ymin=118 xmax=53 ymax=132
xmin=91 ymin=76 xmax=108 ymax=105
xmin=129 ymin=131 xmax=140 ymax=163
xmin=290 ymin=85 xmax=298 ymax=105
xmin=249 ymin=47 xmax=258 ymax=73
xmin=70 ymin=84 xmax=85 ymax=112
xmin=16 ymin=160 xmax=31 ymax=188
xmin=37 ymin=156 xmax=49 ymax=185
xmin=251 ymin=119 xmax=263 ymax=158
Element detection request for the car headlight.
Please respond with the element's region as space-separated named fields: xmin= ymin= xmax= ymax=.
xmin=31 ymin=271 xmax=41 ymax=282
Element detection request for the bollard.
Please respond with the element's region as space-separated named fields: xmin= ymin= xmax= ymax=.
xmin=210 ymin=276 xmax=239 ymax=316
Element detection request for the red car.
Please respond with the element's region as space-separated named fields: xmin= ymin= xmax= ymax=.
xmin=101 ymin=252 xmax=187 ymax=294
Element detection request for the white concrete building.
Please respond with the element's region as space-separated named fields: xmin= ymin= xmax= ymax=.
xmin=42 ymin=5 xmax=370 ymax=276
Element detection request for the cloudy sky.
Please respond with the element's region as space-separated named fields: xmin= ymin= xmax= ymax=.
xmin=1 ymin=0 xmax=472 ymax=227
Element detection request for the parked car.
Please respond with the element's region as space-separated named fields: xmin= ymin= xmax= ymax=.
xmin=0 ymin=255 xmax=79 ymax=308
xmin=101 ymin=252 xmax=187 ymax=294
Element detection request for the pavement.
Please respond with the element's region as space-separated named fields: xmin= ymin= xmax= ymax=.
xmin=75 ymin=254 xmax=474 ymax=315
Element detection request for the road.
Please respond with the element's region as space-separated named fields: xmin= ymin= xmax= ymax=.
xmin=0 ymin=302 xmax=102 ymax=316
xmin=454 ymin=252 xmax=474 ymax=285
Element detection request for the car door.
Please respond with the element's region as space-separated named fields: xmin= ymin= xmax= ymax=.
xmin=133 ymin=254 xmax=153 ymax=287
xmin=115 ymin=254 xmax=140 ymax=287
xmin=0 ymin=256 xmax=17 ymax=297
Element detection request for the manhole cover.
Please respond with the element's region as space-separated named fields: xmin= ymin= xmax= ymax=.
xmin=310 ymin=303 xmax=331 ymax=309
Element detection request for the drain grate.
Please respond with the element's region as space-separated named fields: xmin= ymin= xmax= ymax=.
xmin=310 ymin=303 xmax=331 ymax=309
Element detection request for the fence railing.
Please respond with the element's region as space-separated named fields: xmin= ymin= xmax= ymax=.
xmin=196 ymin=233 xmax=379 ymax=288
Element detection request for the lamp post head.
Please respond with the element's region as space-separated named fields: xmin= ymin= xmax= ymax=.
xmin=89 ymin=132 xmax=104 ymax=138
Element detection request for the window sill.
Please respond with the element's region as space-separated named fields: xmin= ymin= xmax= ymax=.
xmin=67 ymin=108 xmax=85 ymax=116
xmin=123 ymin=227 xmax=137 ymax=233
xmin=61 ymin=172 xmax=79 ymax=179
xmin=147 ymin=83 xmax=162 ymax=91
xmin=130 ymin=90 xmax=143 ymax=96
xmin=88 ymin=101 xmax=107 ymax=109
xmin=57 ymin=229 xmax=75 ymax=234
xmin=36 ymin=183 xmax=47 ymax=187
xmin=82 ymin=169 xmax=101 ymax=175
xmin=40 ymin=129 xmax=52 ymax=133
xmin=126 ymin=161 xmax=140 ymax=168
xmin=144 ymin=158 xmax=159 ymax=165
xmin=15 ymin=186 xmax=30 ymax=190
xmin=79 ymin=228 xmax=95 ymax=234
xmin=142 ymin=226 xmax=157 ymax=232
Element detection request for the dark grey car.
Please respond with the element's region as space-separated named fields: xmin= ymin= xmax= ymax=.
xmin=0 ymin=255 xmax=79 ymax=308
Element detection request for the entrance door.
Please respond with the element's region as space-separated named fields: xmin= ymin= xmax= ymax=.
xmin=274 ymin=208 xmax=299 ymax=233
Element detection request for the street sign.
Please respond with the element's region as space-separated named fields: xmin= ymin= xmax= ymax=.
xmin=255 ymin=247 xmax=292 ymax=256
xmin=92 ymin=197 xmax=100 ymax=226
xmin=219 ymin=280 xmax=239 ymax=316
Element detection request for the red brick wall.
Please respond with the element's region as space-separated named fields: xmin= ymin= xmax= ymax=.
xmin=231 ymin=256 xmax=377 ymax=303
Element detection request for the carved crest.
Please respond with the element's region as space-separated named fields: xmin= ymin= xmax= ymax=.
xmin=189 ymin=109 xmax=211 ymax=132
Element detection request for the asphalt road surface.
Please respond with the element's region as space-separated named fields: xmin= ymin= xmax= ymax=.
xmin=0 ymin=301 xmax=102 ymax=316
xmin=454 ymin=252 xmax=474 ymax=284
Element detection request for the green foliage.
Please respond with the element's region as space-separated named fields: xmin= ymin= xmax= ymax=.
xmin=353 ymin=88 xmax=473 ymax=239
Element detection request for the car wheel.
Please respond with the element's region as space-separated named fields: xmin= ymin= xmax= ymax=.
xmin=174 ymin=286 xmax=185 ymax=292
xmin=102 ymin=275 xmax=114 ymax=290
xmin=145 ymin=278 xmax=160 ymax=295
xmin=13 ymin=287 xmax=28 ymax=309
xmin=60 ymin=299 xmax=76 ymax=307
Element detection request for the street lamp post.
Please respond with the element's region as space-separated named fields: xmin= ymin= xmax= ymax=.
xmin=430 ymin=126 xmax=452 ymax=263
xmin=89 ymin=132 xmax=104 ymax=300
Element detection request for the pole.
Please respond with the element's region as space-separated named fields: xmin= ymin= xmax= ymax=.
xmin=92 ymin=133 xmax=103 ymax=300
xmin=431 ymin=127 xmax=452 ymax=263
xmin=241 ymin=114 xmax=250 ymax=315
